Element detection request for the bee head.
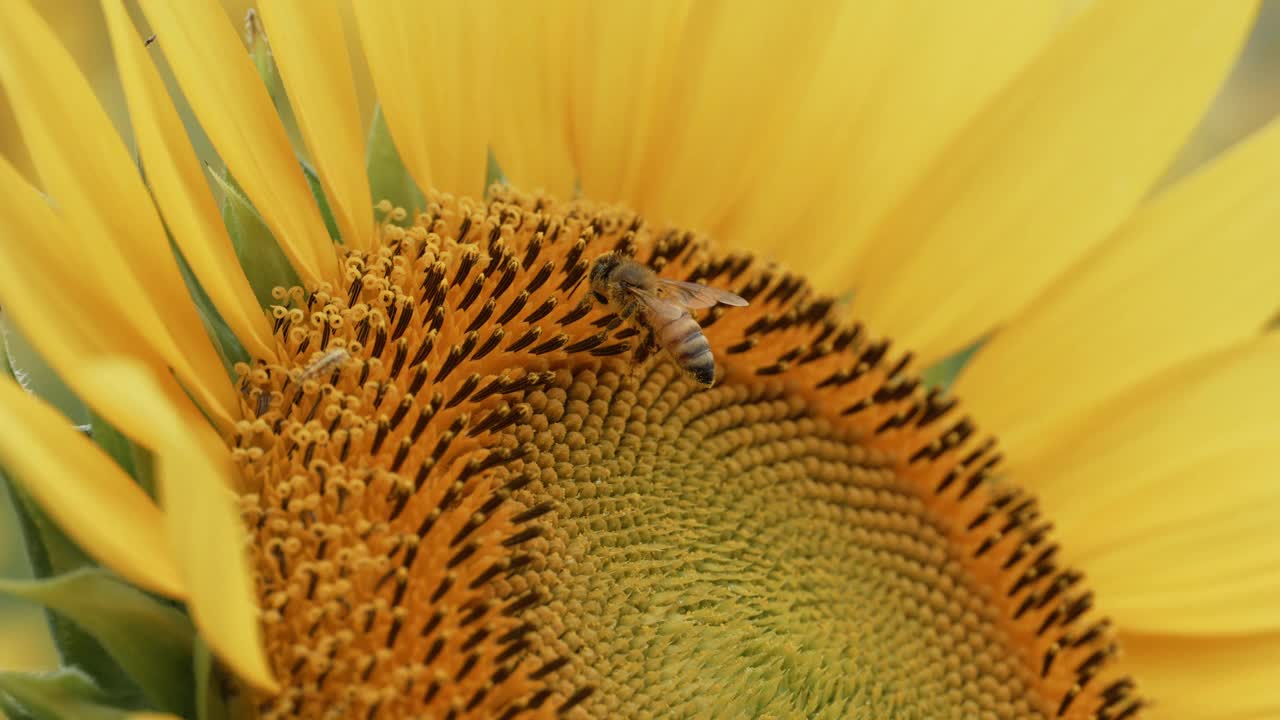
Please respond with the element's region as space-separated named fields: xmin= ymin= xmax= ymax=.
xmin=588 ymin=252 xmax=623 ymax=301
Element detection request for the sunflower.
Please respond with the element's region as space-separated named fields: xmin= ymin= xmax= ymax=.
xmin=0 ymin=0 xmax=1277 ymax=718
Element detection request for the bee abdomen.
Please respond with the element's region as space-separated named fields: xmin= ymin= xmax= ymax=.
xmin=684 ymin=353 xmax=716 ymax=386
xmin=671 ymin=329 xmax=715 ymax=386
xmin=656 ymin=316 xmax=716 ymax=385
xmin=673 ymin=332 xmax=710 ymax=362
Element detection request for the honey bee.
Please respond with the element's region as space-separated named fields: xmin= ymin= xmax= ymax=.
xmin=588 ymin=252 xmax=748 ymax=387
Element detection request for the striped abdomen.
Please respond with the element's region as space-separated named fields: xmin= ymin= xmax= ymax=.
xmin=655 ymin=312 xmax=715 ymax=386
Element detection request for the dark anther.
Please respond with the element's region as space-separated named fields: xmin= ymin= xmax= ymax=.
xmin=446 ymin=373 xmax=482 ymax=409
xmin=466 ymin=298 xmax=497 ymax=334
xmin=489 ymin=257 xmax=519 ymax=301
xmin=529 ymin=656 xmax=570 ymax=681
xmin=556 ymin=297 xmax=593 ymax=326
xmin=453 ymin=247 xmax=478 ymax=288
xmin=564 ymin=332 xmax=607 ymax=353
xmin=527 ymin=260 xmax=555 ymax=293
xmin=525 ymin=297 xmax=557 ymax=323
xmin=529 ymin=333 xmax=569 ymax=355
xmin=447 ymin=542 xmax=478 ymax=569
xmin=513 ymin=502 xmax=554 ymax=523
xmin=498 ymin=290 xmax=530 ymax=325
xmin=459 ymin=273 xmax=486 ymax=312
xmin=557 ymin=687 xmax=595 ymax=715
xmin=590 ymin=342 xmax=631 ymax=357
xmin=502 ymin=526 xmax=543 ymax=547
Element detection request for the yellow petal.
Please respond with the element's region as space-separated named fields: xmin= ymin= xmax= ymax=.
xmin=956 ymin=116 xmax=1280 ymax=463
xmin=1027 ymin=335 xmax=1280 ymax=634
xmin=0 ymin=0 xmax=117 ymax=188
xmin=352 ymin=0 xmax=494 ymax=197
xmin=0 ymin=0 xmax=238 ymax=428
xmin=599 ymin=1 xmax=845 ymax=232
xmin=564 ymin=0 xmax=691 ymax=204
xmin=488 ymin=0 xmax=577 ymax=198
xmin=719 ymin=0 xmax=1061 ymax=279
xmin=0 ymin=378 xmax=185 ymax=600
xmin=1079 ymin=446 xmax=1280 ymax=635
xmin=76 ymin=359 xmax=278 ymax=694
xmin=257 ymin=0 xmax=374 ymax=251
xmin=138 ymin=0 xmax=339 ymax=284
xmin=0 ymin=157 xmax=228 ymax=443
xmin=100 ymin=0 xmax=275 ymax=361
xmin=847 ymin=0 xmax=1257 ymax=364
xmin=1121 ymin=631 xmax=1280 ymax=720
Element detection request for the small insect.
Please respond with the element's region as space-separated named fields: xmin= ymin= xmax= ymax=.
xmin=299 ymin=348 xmax=351 ymax=381
xmin=588 ymin=252 xmax=748 ymax=387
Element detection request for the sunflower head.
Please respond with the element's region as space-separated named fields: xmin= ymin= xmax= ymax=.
xmin=207 ymin=185 xmax=1141 ymax=719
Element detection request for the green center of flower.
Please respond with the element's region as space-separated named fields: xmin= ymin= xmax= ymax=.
xmin=230 ymin=189 xmax=1146 ymax=719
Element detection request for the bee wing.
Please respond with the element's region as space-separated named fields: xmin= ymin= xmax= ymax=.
xmin=653 ymin=278 xmax=749 ymax=309
xmin=627 ymin=286 xmax=689 ymax=322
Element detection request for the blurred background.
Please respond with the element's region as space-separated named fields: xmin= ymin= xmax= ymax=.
xmin=2 ymin=0 xmax=1280 ymax=688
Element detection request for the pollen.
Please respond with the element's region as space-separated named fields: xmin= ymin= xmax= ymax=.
xmin=230 ymin=188 xmax=1147 ymax=719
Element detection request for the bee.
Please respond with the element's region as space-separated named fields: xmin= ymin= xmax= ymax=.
xmin=588 ymin=252 xmax=748 ymax=387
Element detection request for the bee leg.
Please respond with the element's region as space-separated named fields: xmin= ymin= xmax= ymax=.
xmin=625 ymin=328 xmax=659 ymax=383
xmin=634 ymin=323 xmax=660 ymax=362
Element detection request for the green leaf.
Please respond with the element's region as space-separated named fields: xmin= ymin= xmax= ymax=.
xmin=300 ymin=159 xmax=342 ymax=243
xmin=0 ymin=316 xmax=88 ymax=427
xmin=0 ymin=669 xmax=134 ymax=720
xmin=0 ymin=569 xmax=195 ymax=716
xmin=484 ymin=147 xmax=507 ymax=198
xmin=0 ymin=487 xmax=144 ymax=710
xmin=366 ymin=103 xmax=425 ymax=216
xmin=209 ymin=166 xmax=303 ymax=308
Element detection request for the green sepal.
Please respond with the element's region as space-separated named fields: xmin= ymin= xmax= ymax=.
xmin=484 ymin=147 xmax=508 ymax=199
xmin=209 ymin=166 xmax=303 ymax=307
xmin=921 ymin=337 xmax=986 ymax=390
xmin=367 ymin=103 xmax=425 ymax=216
xmin=171 ymin=240 xmax=250 ymax=377
xmin=0 ymin=689 xmax=36 ymax=720
xmin=245 ymin=9 xmax=304 ymax=156
xmin=86 ymin=409 xmax=156 ymax=499
xmin=1 ymin=480 xmax=92 ymax=579
xmin=0 ymin=669 xmax=136 ymax=720
xmin=0 ymin=569 xmax=196 ymax=717
xmin=299 ymin=159 xmax=342 ymax=243
xmin=193 ymin=638 xmax=231 ymax=720
xmin=0 ymin=316 xmax=88 ymax=427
